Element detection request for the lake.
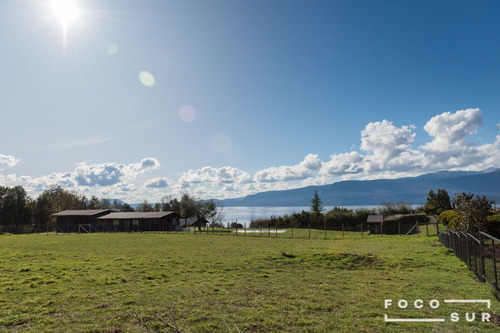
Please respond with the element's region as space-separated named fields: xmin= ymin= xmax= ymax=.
xmin=221 ymin=205 xmax=380 ymax=224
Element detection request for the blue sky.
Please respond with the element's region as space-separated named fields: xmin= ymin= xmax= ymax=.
xmin=1 ymin=0 xmax=500 ymax=202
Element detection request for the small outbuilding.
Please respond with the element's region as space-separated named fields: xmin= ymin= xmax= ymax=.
xmin=367 ymin=215 xmax=384 ymax=234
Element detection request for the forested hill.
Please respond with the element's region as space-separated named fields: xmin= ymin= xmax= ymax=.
xmin=220 ymin=169 xmax=500 ymax=207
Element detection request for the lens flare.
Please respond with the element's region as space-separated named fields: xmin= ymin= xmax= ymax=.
xmin=138 ymin=71 xmax=155 ymax=87
xmin=178 ymin=105 xmax=197 ymax=123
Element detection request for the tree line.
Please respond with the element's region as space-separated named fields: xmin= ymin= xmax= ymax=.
xmin=0 ymin=185 xmax=222 ymax=233
xmin=248 ymin=189 xmax=499 ymax=237
xmin=0 ymin=184 xmax=497 ymax=236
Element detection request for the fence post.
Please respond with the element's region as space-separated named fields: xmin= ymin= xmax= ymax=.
xmin=479 ymin=232 xmax=486 ymax=282
xmin=462 ymin=232 xmax=470 ymax=268
xmin=491 ymin=237 xmax=498 ymax=290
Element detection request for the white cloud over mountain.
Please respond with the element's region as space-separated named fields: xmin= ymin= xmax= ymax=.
xmin=1 ymin=109 xmax=499 ymax=201
xmin=254 ymin=154 xmax=322 ymax=183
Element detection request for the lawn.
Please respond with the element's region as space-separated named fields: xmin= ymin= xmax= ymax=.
xmin=0 ymin=230 xmax=498 ymax=332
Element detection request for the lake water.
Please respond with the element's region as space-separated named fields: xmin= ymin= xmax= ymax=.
xmin=221 ymin=205 xmax=380 ymax=224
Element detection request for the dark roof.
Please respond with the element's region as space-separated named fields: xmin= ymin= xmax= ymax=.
xmin=53 ymin=209 xmax=111 ymax=217
xmin=367 ymin=215 xmax=384 ymax=223
xmin=97 ymin=211 xmax=177 ymax=220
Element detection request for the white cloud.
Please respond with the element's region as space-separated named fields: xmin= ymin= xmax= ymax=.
xmin=320 ymin=151 xmax=364 ymax=177
xmin=19 ymin=158 xmax=161 ymax=196
xmin=254 ymin=154 xmax=321 ymax=182
xmin=178 ymin=166 xmax=252 ymax=188
xmin=144 ymin=177 xmax=169 ymax=188
xmin=6 ymin=109 xmax=500 ymax=202
xmin=131 ymin=157 xmax=161 ymax=172
xmin=0 ymin=154 xmax=20 ymax=167
xmin=361 ymin=120 xmax=416 ymax=162
xmin=422 ymin=108 xmax=482 ymax=153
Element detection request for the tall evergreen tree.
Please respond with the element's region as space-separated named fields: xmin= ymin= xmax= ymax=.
xmin=310 ymin=190 xmax=324 ymax=217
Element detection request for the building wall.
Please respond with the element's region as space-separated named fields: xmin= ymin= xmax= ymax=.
xmin=56 ymin=212 xmax=181 ymax=233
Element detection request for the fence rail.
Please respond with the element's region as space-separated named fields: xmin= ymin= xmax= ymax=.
xmin=439 ymin=229 xmax=500 ymax=294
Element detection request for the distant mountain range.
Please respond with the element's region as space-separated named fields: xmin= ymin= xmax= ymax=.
xmin=220 ymin=169 xmax=500 ymax=207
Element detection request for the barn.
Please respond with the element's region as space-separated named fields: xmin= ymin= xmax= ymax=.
xmin=54 ymin=210 xmax=112 ymax=233
xmin=54 ymin=210 xmax=181 ymax=233
xmin=97 ymin=211 xmax=181 ymax=232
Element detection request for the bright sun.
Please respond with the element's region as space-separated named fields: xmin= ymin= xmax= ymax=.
xmin=51 ymin=0 xmax=80 ymax=23
xmin=49 ymin=0 xmax=81 ymax=37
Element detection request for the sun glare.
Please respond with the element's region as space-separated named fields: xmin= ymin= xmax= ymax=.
xmin=51 ymin=0 xmax=80 ymax=23
xmin=49 ymin=0 xmax=81 ymax=39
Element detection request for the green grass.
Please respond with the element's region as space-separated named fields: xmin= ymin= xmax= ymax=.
xmin=0 ymin=230 xmax=498 ymax=332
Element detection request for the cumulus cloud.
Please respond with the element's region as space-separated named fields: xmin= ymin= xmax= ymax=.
xmin=320 ymin=151 xmax=364 ymax=177
xmin=254 ymin=154 xmax=321 ymax=182
xmin=422 ymin=108 xmax=482 ymax=153
xmin=361 ymin=120 xmax=415 ymax=156
xmin=8 ymin=108 xmax=500 ymax=202
xmin=178 ymin=166 xmax=252 ymax=188
xmin=144 ymin=177 xmax=169 ymax=188
xmin=75 ymin=163 xmax=123 ymax=186
xmin=315 ymin=108 xmax=496 ymax=183
xmin=72 ymin=158 xmax=160 ymax=187
xmin=19 ymin=158 xmax=161 ymax=195
xmin=0 ymin=154 xmax=20 ymax=167
xmin=133 ymin=157 xmax=161 ymax=172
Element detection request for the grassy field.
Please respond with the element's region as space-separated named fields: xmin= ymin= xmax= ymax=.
xmin=0 ymin=230 xmax=498 ymax=332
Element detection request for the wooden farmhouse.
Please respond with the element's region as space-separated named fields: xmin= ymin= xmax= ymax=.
xmin=54 ymin=210 xmax=181 ymax=233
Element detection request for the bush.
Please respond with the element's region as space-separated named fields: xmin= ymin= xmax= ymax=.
xmin=438 ymin=210 xmax=458 ymax=227
xmin=487 ymin=214 xmax=500 ymax=237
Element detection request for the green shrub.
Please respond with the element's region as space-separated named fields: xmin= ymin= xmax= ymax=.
xmin=438 ymin=210 xmax=458 ymax=227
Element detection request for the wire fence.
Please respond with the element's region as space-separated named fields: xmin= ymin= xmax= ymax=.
xmin=439 ymin=229 xmax=500 ymax=294
xmin=1 ymin=220 xmax=440 ymax=239
xmin=185 ymin=220 xmax=439 ymax=239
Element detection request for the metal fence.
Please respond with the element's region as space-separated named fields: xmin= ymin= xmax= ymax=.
xmin=439 ymin=229 xmax=500 ymax=294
